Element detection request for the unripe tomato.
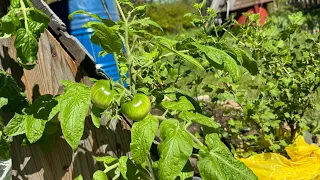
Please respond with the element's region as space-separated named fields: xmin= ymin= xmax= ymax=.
xmin=91 ymin=80 xmax=114 ymax=109
xmin=121 ymin=93 xmax=151 ymax=121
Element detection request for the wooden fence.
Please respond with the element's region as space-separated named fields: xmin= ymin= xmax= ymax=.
xmin=0 ymin=29 xmax=131 ymax=179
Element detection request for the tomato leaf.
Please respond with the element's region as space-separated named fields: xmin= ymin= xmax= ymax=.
xmin=162 ymin=96 xmax=195 ymax=111
xmin=86 ymin=23 xmax=122 ymax=54
xmin=157 ymin=40 xmax=205 ymax=70
xmin=130 ymin=18 xmax=163 ymax=32
xmin=158 ymin=119 xmax=193 ymax=180
xmin=68 ymin=10 xmax=103 ymax=21
xmin=25 ymin=115 xmax=46 ymax=143
xmin=119 ymin=156 xmax=138 ymax=180
xmin=192 ymin=43 xmax=223 ymax=65
xmin=239 ymin=49 xmax=258 ymax=75
xmin=0 ymin=70 xmax=26 ymax=111
xmin=179 ymin=111 xmax=220 ymax=128
xmin=59 ymin=80 xmax=91 ymax=150
xmin=4 ymin=113 xmax=26 ymax=136
xmin=93 ymin=170 xmax=108 ymax=180
xmin=131 ymin=115 xmax=158 ymax=164
xmin=192 ymin=42 xmax=241 ymax=81
xmin=24 ymin=95 xmax=57 ymax=143
xmin=95 ymin=156 xmax=118 ymax=165
xmin=198 ymin=133 xmax=258 ymax=180
xmin=14 ymin=28 xmax=38 ymax=64
xmin=91 ymin=104 xmax=104 ymax=128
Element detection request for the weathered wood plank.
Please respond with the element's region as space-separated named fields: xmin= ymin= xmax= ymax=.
xmin=0 ymin=30 xmax=131 ymax=179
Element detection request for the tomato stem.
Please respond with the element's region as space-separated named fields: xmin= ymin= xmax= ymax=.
xmin=161 ymin=110 xmax=168 ymax=118
xmin=153 ymin=115 xmax=166 ymax=121
xmin=103 ymin=162 xmax=119 ymax=173
xmin=113 ymin=83 xmax=133 ymax=99
xmin=20 ymin=0 xmax=30 ymax=33
xmin=146 ymin=154 xmax=156 ymax=179
xmin=184 ymin=123 xmax=204 ymax=147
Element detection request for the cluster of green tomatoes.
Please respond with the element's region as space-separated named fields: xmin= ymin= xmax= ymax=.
xmin=91 ymin=80 xmax=151 ymax=121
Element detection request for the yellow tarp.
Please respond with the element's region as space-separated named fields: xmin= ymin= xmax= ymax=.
xmin=239 ymin=136 xmax=320 ymax=180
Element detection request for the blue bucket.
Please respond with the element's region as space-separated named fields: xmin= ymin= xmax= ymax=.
xmin=67 ymin=0 xmax=120 ymax=81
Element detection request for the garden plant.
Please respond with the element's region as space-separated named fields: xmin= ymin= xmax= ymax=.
xmin=0 ymin=0 xmax=320 ymax=179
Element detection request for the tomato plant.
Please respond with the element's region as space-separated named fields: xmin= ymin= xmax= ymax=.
xmin=6 ymin=0 xmax=320 ymax=179
xmin=0 ymin=0 xmax=261 ymax=179
xmin=0 ymin=0 xmax=49 ymax=67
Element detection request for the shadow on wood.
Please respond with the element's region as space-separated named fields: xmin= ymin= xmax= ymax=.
xmin=0 ymin=30 xmax=131 ymax=179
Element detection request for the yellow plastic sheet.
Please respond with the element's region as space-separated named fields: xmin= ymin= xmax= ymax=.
xmin=239 ymin=136 xmax=320 ymax=180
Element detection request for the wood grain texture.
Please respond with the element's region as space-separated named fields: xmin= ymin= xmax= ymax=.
xmin=0 ymin=30 xmax=131 ymax=180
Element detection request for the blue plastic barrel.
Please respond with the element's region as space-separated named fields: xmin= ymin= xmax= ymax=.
xmin=68 ymin=0 xmax=120 ymax=81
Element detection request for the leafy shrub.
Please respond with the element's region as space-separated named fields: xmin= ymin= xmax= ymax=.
xmin=211 ymin=12 xmax=320 ymax=157
xmin=147 ymin=1 xmax=195 ymax=34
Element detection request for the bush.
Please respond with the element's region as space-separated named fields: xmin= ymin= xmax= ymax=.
xmin=147 ymin=1 xmax=195 ymax=34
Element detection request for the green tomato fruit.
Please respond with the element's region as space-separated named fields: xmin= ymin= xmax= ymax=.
xmin=91 ymin=80 xmax=114 ymax=109
xmin=121 ymin=93 xmax=151 ymax=121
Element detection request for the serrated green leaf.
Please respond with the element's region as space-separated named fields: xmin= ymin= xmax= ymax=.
xmin=30 ymin=8 xmax=50 ymax=25
xmin=158 ymin=119 xmax=193 ymax=180
xmin=27 ymin=19 xmax=45 ymax=38
xmin=130 ymin=18 xmax=163 ymax=32
xmin=239 ymin=49 xmax=258 ymax=75
xmin=179 ymin=111 xmax=220 ymax=128
xmin=60 ymin=80 xmax=91 ymax=150
xmin=28 ymin=9 xmax=50 ymax=37
xmin=198 ymin=133 xmax=257 ymax=180
xmin=49 ymin=95 xmax=61 ymax=120
xmin=131 ymin=115 xmax=158 ymax=164
xmin=119 ymin=156 xmax=138 ymax=180
xmin=4 ymin=113 xmax=26 ymax=136
xmin=91 ymin=104 xmax=103 ymax=128
xmin=157 ymin=41 xmax=204 ymax=70
xmin=192 ymin=42 xmax=241 ymax=81
xmin=25 ymin=94 xmax=58 ymax=143
xmin=95 ymin=156 xmax=118 ymax=165
xmin=25 ymin=115 xmax=46 ymax=143
xmin=68 ymin=10 xmax=103 ymax=21
xmin=89 ymin=23 xmax=122 ymax=54
xmin=162 ymin=96 xmax=194 ymax=111
xmin=93 ymin=170 xmax=108 ymax=180
xmin=192 ymin=42 xmax=223 ymax=65
xmin=14 ymin=28 xmax=38 ymax=64
xmin=223 ymin=54 xmax=241 ymax=82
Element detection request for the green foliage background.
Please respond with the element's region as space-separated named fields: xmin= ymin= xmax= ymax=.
xmin=146 ymin=1 xmax=196 ymax=34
